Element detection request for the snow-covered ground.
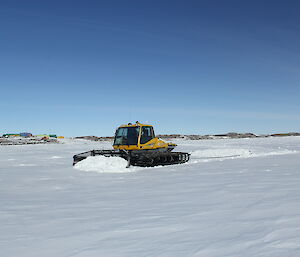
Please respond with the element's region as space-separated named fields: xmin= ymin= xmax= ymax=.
xmin=1 ymin=137 xmax=300 ymax=257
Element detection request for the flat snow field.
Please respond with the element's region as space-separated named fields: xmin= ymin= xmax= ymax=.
xmin=1 ymin=137 xmax=300 ymax=257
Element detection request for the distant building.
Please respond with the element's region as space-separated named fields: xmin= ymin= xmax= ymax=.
xmin=3 ymin=134 xmax=20 ymax=137
xmin=20 ymin=132 xmax=32 ymax=137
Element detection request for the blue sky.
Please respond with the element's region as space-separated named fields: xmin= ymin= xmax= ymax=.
xmin=1 ymin=0 xmax=300 ymax=136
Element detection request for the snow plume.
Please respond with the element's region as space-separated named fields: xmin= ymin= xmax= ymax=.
xmin=74 ymin=155 xmax=137 ymax=173
xmin=252 ymin=149 xmax=298 ymax=157
xmin=190 ymin=148 xmax=298 ymax=163
xmin=191 ymin=148 xmax=252 ymax=159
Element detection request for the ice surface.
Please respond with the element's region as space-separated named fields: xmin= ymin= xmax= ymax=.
xmin=1 ymin=137 xmax=300 ymax=257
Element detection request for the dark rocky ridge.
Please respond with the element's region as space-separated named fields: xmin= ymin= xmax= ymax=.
xmin=74 ymin=132 xmax=300 ymax=141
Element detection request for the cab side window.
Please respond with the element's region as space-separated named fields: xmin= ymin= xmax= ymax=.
xmin=140 ymin=127 xmax=154 ymax=144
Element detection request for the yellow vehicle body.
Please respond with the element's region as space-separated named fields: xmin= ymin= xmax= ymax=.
xmin=112 ymin=122 xmax=176 ymax=151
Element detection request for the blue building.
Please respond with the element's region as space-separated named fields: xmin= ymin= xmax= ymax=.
xmin=20 ymin=132 xmax=32 ymax=137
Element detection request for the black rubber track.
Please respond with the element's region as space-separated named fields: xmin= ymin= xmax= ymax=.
xmin=130 ymin=152 xmax=190 ymax=167
xmin=73 ymin=150 xmax=190 ymax=167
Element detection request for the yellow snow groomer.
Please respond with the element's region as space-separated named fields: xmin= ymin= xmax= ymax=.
xmin=73 ymin=122 xmax=190 ymax=167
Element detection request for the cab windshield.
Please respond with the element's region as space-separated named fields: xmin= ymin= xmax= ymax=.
xmin=114 ymin=127 xmax=139 ymax=145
